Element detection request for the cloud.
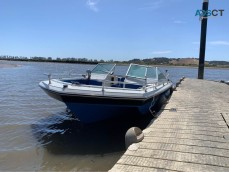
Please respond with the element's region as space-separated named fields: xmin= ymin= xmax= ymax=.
xmin=86 ymin=0 xmax=99 ymax=12
xmin=139 ymin=0 xmax=164 ymax=10
xmin=173 ymin=20 xmax=186 ymax=24
xmin=152 ymin=50 xmax=172 ymax=54
xmin=208 ymin=41 xmax=229 ymax=46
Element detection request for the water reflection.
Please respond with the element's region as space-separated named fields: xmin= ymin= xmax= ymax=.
xmin=31 ymin=110 xmax=153 ymax=155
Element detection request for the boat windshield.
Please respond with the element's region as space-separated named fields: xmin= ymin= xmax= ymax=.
xmin=126 ymin=64 xmax=167 ymax=81
xmin=126 ymin=65 xmax=146 ymax=78
xmin=91 ymin=63 xmax=116 ymax=74
xmin=126 ymin=64 xmax=156 ymax=79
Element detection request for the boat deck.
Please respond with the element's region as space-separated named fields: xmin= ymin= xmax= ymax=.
xmin=110 ymin=78 xmax=229 ymax=172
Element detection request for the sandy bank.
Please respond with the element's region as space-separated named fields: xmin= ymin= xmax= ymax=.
xmin=0 ymin=63 xmax=19 ymax=68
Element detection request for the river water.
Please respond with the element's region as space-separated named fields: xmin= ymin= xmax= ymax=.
xmin=0 ymin=61 xmax=228 ymax=171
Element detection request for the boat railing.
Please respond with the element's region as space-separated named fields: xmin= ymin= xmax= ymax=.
xmin=44 ymin=73 xmax=86 ymax=84
xmin=44 ymin=73 xmax=170 ymax=93
xmin=102 ymin=77 xmax=168 ymax=92
xmin=102 ymin=79 xmax=143 ymax=87
xmin=143 ymin=80 xmax=171 ymax=92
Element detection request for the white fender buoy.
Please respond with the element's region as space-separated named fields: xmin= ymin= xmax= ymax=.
xmin=125 ymin=127 xmax=144 ymax=149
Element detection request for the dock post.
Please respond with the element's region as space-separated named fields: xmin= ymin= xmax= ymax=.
xmin=198 ymin=0 xmax=209 ymax=79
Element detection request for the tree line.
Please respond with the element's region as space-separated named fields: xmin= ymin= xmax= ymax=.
xmin=0 ymin=55 xmax=103 ymax=64
xmin=0 ymin=55 xmax=228 ymax=67
xmin=0 ymin=55 xmax=181 ymax=64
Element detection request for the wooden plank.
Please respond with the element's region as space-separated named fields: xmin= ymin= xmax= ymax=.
xmin=110 ymin=78 xmax=229 ymax=172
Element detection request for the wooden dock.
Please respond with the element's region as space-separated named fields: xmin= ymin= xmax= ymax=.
xmin=110 ymin=78 xmax=229 ymax=172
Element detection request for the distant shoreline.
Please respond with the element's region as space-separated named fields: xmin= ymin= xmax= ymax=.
xmin=0 ymin=59 xmax=229 ymax=69
xmin=155 ymin=64 xmax=229 ymax=70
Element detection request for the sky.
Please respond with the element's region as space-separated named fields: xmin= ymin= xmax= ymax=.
xmin=0 ymin=0 xmax=228 ymax=61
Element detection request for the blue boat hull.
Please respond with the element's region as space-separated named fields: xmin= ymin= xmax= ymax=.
xmin=40 ymin=84 xmax=171 ymax=124
xmin=65 ymin=100 xmax=157 ymax=123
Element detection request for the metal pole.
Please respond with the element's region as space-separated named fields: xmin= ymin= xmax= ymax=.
xmin=198 ymin=0 xmax=209 ymax=79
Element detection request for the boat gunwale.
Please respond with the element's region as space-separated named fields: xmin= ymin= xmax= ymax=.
xmin=39 ymin=80 xmax=173 ymax=101
xmin=51 ymin=78 xmax=171 ymax=91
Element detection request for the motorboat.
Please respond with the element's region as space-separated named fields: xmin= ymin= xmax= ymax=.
xmin=39 ymin=63 xmax=173 ymax=123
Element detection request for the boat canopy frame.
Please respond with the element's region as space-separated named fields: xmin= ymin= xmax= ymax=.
xmin=44 ymin=63 xmax=169 ymax=91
